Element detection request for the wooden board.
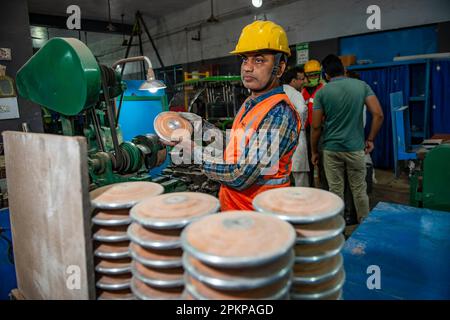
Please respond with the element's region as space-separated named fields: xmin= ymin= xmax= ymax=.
xmin=2 ymin=131 xmax=95 ymax=300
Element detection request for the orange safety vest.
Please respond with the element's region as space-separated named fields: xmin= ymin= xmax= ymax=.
xmin=302 ymin=82 xmax=324 ymax=127
xmin=219 ymin=93 xmax=301 ymax=211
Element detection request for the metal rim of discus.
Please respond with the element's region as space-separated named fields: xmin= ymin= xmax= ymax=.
xmin=183 ymin=276 xmax=291 ymax=301
xmin=130 ymin=277 xmax=183 ymax=301
xmin=294 ymin=215 xmax=346 ymax=244
xmin=95 ymin=262 xmax=132 ymax=275
xmin=97 ymin=290 xmax=136 ymax=300
xmin=131 ymin=263 xmax=185 ymax=289
xmin=252 ymin=189 xmax=345 ymax=224
xmin=290 ymin=269 xmax=346 ymax=300
xmin=182 ymin=252 xmax=294 ymax=291
xmin=127 ymin=224 xmax=182 ymax=249
xmin=96 ymin=278 xmax=131 ymax=291
xmin=291 ymin=287 xmax=344 ymax=301
xmin=90 ymin=183 xmax=164 ymax=210
xmin=91 ymin=198 xmax=138 ymax=211
xmin=294 ymin=234 xmax=345 ymax=263
xmin=292 ymin=254 xmax=344 ymax=285
xmin=130 ymin=247 xmax=183 ymax=269
xmin=92 ymin=214 xmax=132 ymax=227
xmin=181 ymin=227 xmax=295 ymax=269
xmin=94 ymin=247 xmax=130 ymax=260
xmin=130 ymin=204 xmax=220 ymax=230
xmin=93 ymin=230 xmax=129 ymax=243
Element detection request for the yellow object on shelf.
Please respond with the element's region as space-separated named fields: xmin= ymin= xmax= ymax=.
xmin=339 ymin=55 xmax=356 ymax=67
xmin=183 ymin=71 xmax=209 ymax=111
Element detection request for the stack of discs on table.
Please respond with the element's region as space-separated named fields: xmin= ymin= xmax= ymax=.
xmin=90 ymin=181 xmax=164 ymax=300
xmin=181 ymin=211 xmax=296 ymax=300
xmin=253 ymin=187 xmax=346 ymax=300
xmin=128 ymin=192 xmax=220 ymax=300
xmin=153 ymin=111 xmax=193 ymax=145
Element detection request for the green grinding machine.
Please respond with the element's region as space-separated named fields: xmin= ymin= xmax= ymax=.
xmin=16 ymin=37 xmax=185 ymax=191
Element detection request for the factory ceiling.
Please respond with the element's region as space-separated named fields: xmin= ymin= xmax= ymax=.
xmin=27 ymin=0 xmax=208 ymax=24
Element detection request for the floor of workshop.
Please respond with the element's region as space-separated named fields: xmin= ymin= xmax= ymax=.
xmin=345 ymin=168 xmax=410 ymax=237
xmin=370 ymin=169 xmax=410 ymax=208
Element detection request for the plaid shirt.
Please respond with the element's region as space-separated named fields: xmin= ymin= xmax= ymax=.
xmin=200 ymin=86 xmax=299 ymax=191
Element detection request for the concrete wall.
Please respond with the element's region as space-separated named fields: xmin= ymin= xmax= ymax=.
xmin=0 ymin=0 xmax=43 ymax=138
xmin=29 ymin=0 xmax=450 ymax=74
xmin=31 ymin=26 xmax=143 ymax=76
xmin=110 ymin=0 xmax=450 ymax=68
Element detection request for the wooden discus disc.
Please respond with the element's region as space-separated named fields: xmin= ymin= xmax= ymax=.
xmin=294 ymin=234 xmax=345 ymax=263
xmin=129 ymin=242 xmax=183 ymax=268
xmin=92 ymin=209 xmax=131 ymax=227
xmin=130 ymin=192 xmax=219 ymax=229
xmin=131 ymin=261 xmax=184 ymax=288
xmin=97 ymin=289 xmax=135 ymax=300
xmin=93 ymin=225 xmax=129 ymax=243
xmin=294 ymin=215 xmax=346 ymax=244
xmin=131 ymin=277 xmax=183 ymax=300
xmin=95 ymin=258 xmax=132 ymax=275
xmin=181 ymin=211 xmax=296 ymax=268
xmin=184 ymin=273 xmax=290 ymax=300
xmin=154 ymin=111 xmax=193 ymax=144
xmin=90 ymin=182 xmax=164 ymax=210
xmin=292 ymin=254 xmax=343 ymax=284
xmin=96 ymin=273 xmax=132 ymax=291
xmin=95 ymin=241 xmax=130 ymax=259
xmin=290 ymin=268 xmax=345 ymax=299
xmin=183 ymin=251 xmax=294 ymax=290
xmin=127 ymin=223 xmax=182 ymax=249
xmin=253 ymin=187 xmax=344 ymax=223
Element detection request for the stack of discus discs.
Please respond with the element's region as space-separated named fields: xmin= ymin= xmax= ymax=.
xmin=90 ymin=181 xmax=164 ymax=300
xmin=153 ymin=111 xmax=193 ymax=145
xmin=128 ymin=192 xmax=220 ymax=300
xmin=181 ymin=211 xmax=296 ymax=300
xmin=253 ymin=187 xmax=346 ymax=300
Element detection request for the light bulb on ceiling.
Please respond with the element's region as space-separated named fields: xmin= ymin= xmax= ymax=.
xmin=252 ymin=0 xmax=263 ymax=8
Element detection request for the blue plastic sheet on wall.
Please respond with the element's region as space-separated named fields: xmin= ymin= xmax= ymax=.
xmin=430 ymin=60 xmax=450 ymax=135
xmin=358 ymin=66 xmax=410 ymax=169
xmin=118 ymin=80 xmax=166 ymax=141
xmin=340 ymin=25 xmax=438 ymax=64
xmin=0 ymin=209 xmax=16 ymax=300
xmin=118 ymin=80 xmax=169 ymax=176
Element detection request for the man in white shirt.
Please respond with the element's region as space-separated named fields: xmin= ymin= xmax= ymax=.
xmin=282 ymin=67 xmax=310 ymax=186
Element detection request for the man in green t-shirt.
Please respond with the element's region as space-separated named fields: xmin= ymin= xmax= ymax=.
xmin=311 ymin=54 xmax=384 ymax=222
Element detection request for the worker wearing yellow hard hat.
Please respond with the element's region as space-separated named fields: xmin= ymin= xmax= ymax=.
xmin=192 ymin=20 xmax=302 ymax=211
xmin=304 ymin=59 xmax=322 ymax=87
xmin=302 ymin=59 xmax=326 ymax=187
xmin=229 ymin=20 xmax=292 ymax=93
xmin=230 ymin=20 xmax=291 ymax=56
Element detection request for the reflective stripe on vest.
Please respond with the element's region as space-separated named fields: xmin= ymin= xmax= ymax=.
xmin=302 ymin=83 xmax=323 ymax=126
xmin=219 ymin=93 xmax=301 ymax=211
xmin=255 ymin=176 xmax=290 ymax=186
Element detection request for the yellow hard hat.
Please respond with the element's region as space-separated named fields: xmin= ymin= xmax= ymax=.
xmin=304 ymin=60 xmax=321 ymax=73
xmin=230 ymin=20 xmax=291 ymax=57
